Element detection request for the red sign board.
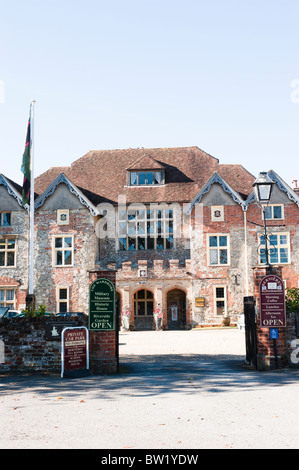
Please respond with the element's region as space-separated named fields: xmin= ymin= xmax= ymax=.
xmin=259 ymin=275 xmax=286 ymax=328
xmin=61 ymin=327 xmax=89 ymax=378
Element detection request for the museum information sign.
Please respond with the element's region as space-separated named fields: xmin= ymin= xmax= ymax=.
xmin=61 ymin=327 xmax=89 ymax=378
xmin=259 ymin=275 xmax=286 ymax=328
xmin=89 ymin=278 xmax=115 ymax=331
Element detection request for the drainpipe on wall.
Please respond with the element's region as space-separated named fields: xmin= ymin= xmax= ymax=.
xmin=244 ymin=210 xmax=249 ymax=297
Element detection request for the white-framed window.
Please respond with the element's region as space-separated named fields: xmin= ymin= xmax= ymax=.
xmin=0 ymin=288 xmax=15 ymax=308
xmin=262 ymin=204 xmax=284 ymax=220
xmin=208 ymin=234 xmax=230 ymax=266
xmin=118 ymin=206 xmax=174 ymax=251
xmin=129 ymin=170 xmax=165 ymax=186
xmin=56 ymin=287 xmax=69 ymax=313
xmin=52 ymin=235 xmax=74 ymax=267
xmin=258 ymin=232 xmax=290 ymax=265
xmin=57 ymin=210 xmax=69 ymax=226
xmin=0 ymin=238 xmax=16 ymax=267
xmin=214 ymin=286 xmax=227 ymax=316
xmin=211 ymin=206 xmax=224 ymax=222
xmin=0 ymin=212 xmax=11 ymax=227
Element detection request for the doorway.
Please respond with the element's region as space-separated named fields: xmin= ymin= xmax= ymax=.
xmin=134 ymin=289 xmax=154 ymax=330
xmin=167 ymin=289 xmax=186 ymax=329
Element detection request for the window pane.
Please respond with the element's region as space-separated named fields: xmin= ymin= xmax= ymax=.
xmin=219 ymin=236 xmax=227 ymax=247
xmin=138 ymin=237 xmax=145 ymax=250
xmin=55 ymin=238 xmax=63 ymax=248
xmin=147 ymin=209 xmax=155 ymax=219
xmin=270 ymin=251 xmax=279 ymax=264
xmin=139 ymin=172 xmax=146 ymax=185
xmin=128 ymin=237 xmax=136 ymax=250
xmin=56 ymin=251 xmax=63 ymax=265
xmin=128 ymin=210 xmax=136 ymax=221
xmin=154 ymin=171 xmax=162 ymax=184
xmin=269 ymin=235 xmax=278 ymax=246
xmin=166 ymin=220 xmax=173 ymax=233
xmin=137 ymin=209 xmax=145 ymax=220
xmin=260 ymin=249 xmax=267 ymax=264
xmin=147 ymin=291 xmax=153 ymax=299
xmin=59 ymin=289 xmax=68 ymax=300
xmin=64 ymin=251 xmax=72 ymax=265
xmin=210 ymin=249 xmax=218 ymax=265
xmin=138 ymin=290 xmax=145 ymax=299
xmin=280 ymin=248 xmax=288 ymax=263
xmin=118 ymin=210 xmax=127 ymax=221
xmin=64 ymin=237 xmax=72 ymax=248
xmin=0 ymin=291 xmax=5 ymax=301
xmin=147 ymin=221 xmax=155 ymax=234
xmin=7 ymin=252 xmax=15 ymax=266
xmin=209 ymin=236 xmax=218 ymax=247
xmin=146 ymin=172 xmax=153 ymax=184
xmin=7 ymin=239 xmax=15 ymax=250
xmin=166 ymin=234 xmax=174 ymax=249
xmin=147 ymin=237 xmax=155 ymax=250
xmin=264 ymin=206 xmax=272 ymax=219
xmin=273 ymin=206 xmax=282 ymax=219
xmin=128 ymin=222 xmax=136 ymax=236
xmin=280 ymin=235 xmax=287 ymax=245
xmin=119 ymin=238 xmax=127 ymax=251
xmin=0 ymin=252 xmax=4 ymax=266
xmin=118 ymin=222 xmax=127 ymax=236
xmin=137 ymin=222 xmax=145 ymax=235
xmin=130 ymin=172 xmax=137 ymax=185
xmin=216 ymin=287 xmax=224 ymax=298
xmin=216 ymin=301 xmax=225 ymax=315
xmin=157 ymin=236 xmax=164 ymax=250
xmin=59 ymin=302 xmax=68 ymax=313
xmin=137 ymin=302 xmax=145 ymax=315
xmin=2 ymin=213 xmax=11 ymax=226
xmin=220 ymin=249 xmax=228 ymax=264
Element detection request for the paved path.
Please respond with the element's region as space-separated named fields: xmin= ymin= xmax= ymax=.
xmin=1 ymin=329 xmax=299 ymax=449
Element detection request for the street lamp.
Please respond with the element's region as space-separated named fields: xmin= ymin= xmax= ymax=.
xmin=253 ymin=172 xmax=275 ymax=272
xmin=253 ymin=172 xmax=274 ymax=205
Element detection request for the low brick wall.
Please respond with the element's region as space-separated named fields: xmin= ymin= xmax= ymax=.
xmin=0 ymin=317 xmax=118 ymax=375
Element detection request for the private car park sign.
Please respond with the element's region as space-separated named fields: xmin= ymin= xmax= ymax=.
xmin=259 ymin=275 xmax=286 ymax=328
xmin=89 ymin=278 xmax=115 ymax=331
xmin=61 ymin=327 xmax=89 ymax=378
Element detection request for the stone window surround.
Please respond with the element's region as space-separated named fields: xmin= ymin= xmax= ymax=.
xmin=52 ymin=234 xmax=74 ymax=267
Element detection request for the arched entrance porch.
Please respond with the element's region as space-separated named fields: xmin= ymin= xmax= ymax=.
xmin=134 ymin=289 xmax=154 ymax=330
xmin=166 ymin=288 xmax=186 ymax=329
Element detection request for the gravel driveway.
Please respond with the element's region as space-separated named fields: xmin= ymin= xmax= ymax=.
xmin=1 ymin=329 xmax=299 ymax=450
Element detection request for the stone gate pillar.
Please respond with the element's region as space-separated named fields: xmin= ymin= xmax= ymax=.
xmin=88 ymin=268 xmax=118 ymax=374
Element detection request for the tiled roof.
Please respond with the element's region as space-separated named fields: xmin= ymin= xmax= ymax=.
xmin=34 ymin=146 xmax=255 ymax=204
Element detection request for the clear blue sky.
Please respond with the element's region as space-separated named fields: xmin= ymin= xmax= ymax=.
xmin=1 ymin=0 xmax=299 ymax=188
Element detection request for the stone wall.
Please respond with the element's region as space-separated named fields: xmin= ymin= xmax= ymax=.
xmin=0 ymin=317 xmax=86 ymax=374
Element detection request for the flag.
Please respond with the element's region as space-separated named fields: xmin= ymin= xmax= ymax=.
xmin=21 ymin=111 xmax=31 ymax=206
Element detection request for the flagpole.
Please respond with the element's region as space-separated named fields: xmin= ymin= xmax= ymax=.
xmin=29 ymin=99 xmax=36 ymax=296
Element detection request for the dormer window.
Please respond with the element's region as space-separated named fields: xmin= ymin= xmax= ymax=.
xmin=129 ymin=170 xmax=165 ymax=186
xmin=127 ymin=154 xmax=166 ymax=187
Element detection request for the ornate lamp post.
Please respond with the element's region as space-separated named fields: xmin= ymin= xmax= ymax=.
xmin=253 ymin=172 xmax=275 ymax=272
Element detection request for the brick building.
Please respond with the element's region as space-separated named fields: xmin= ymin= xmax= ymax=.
xmin=1 ymin=146 xmax=298 ymax=329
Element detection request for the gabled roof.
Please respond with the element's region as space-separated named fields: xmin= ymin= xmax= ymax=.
xmin=0 ymin=174 xmax=27 ymax=210
xmin=126 ymin=154 xmax=166 ymax=171
xmin=34 ymin=173 xmax=100 ymax=216
xmin=185 ymin=172 xmax=249 ymax=214
xmin=244 ymin=170 xmax=299 ymax=209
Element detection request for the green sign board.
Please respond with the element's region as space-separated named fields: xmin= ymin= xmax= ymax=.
xmin=89 ymin=278 xmax=115 ymax=331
